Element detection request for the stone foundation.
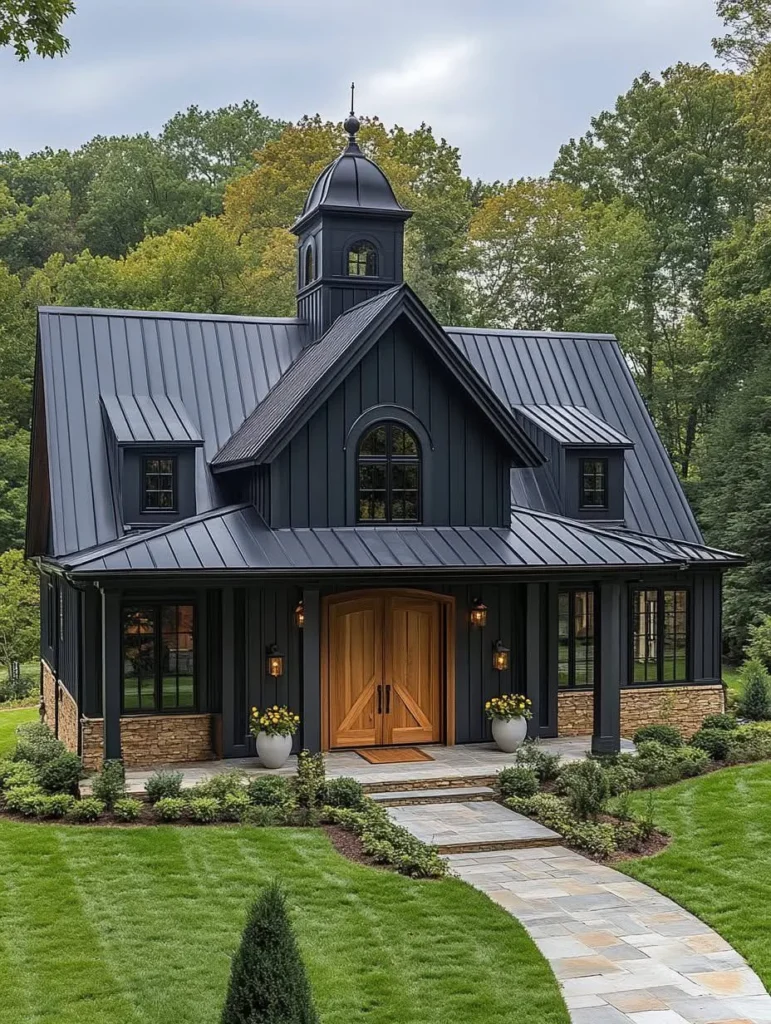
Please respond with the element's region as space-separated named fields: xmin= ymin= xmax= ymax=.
xmin=40 ymin=660 xmax=79 ymax=754
xmin=81 ymin=714 xmax=215 ymax=770
xmin=42 ymin=660 xmax=55 ymax=728
xmin=558 ymin=684 xmax=725 ymax=740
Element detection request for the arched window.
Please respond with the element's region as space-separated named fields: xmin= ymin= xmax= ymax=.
xmin=303 ymin=243 xmax=315 ymax=285
xmin=357 ymin=422 xmax=420 ymax=522
xmin=347 ymin=240 xmax=378 ymax=277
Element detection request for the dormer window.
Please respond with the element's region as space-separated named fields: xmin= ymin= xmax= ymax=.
xmin=579 ymin=458 xmax=608 ymax=510
xmin=347 ymin=240 xmax=378 ymax=277
xmin=142 ymin=456 xmax=177 ymax=512
xmin=357 ymin=422 xmax=420 ymax=522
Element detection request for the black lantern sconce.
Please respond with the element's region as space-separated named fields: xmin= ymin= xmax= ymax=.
xmin=470 ymin=598 xmax=488 ymax=628
xmin=492 ymin=640 xmax=510 ymax=672
xmin=266 ymin=644 xmax=285 ymax=678
xmin=294 ymin=600 xmax=305 ymax=629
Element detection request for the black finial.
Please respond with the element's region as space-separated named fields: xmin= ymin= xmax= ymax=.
xmin=344 ymin=81 xmax=360 ymax=146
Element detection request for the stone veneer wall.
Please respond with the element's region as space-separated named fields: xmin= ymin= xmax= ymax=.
xmin=81 ymin=714 xmax=214 ymax=771
xmin=42 ymin=660 xmax=55 ymax=727
xmin=41 ymin=660 xmax=79 ymax=754
xmin=558 ymin=684 xmax=725 ymax=740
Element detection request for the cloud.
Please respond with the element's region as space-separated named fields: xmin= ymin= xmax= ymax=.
xmin=367 ymin=39 xmax=480 ymax=106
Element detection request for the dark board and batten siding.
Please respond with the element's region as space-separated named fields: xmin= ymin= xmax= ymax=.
xmin=690 ymin=572 xmax=722 ymax=683
xmin=266 ymin=322 xmax=511 ymax=528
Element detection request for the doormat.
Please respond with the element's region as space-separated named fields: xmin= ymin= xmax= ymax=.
xmin=355 ymin=747 xmax=435 ymax=765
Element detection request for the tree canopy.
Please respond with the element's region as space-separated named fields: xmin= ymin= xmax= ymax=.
xmin=0 ymin=0 xmax=73 ymax=59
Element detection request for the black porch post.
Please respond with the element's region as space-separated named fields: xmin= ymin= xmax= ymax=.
xmin=101 ymin=587 xmax=122 ymax=761
xmin=301 ymin=589 xmax=321 ymax=752
xmin=593 ymin=581 xmax=623 ymax=755
xmin=524 ymin=583 xmax=541 ymax=740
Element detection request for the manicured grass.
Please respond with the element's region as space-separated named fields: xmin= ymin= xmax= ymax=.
xmin=722 ymin=662 xmax=742 ymax=698
xmin=0 ymin=707 xmax=37 ymax=757
xmin=622 ymin=762 xmax=771 ymax=988
xmin=0 ymin=820 xmax=569 ymax=1024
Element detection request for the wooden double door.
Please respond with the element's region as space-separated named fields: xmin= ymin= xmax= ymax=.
xmin=326 ymin=591 xmax=444 ymax=749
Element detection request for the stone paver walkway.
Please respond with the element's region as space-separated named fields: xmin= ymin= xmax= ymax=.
xmin=447 ymin=846 xmax=771 ymax=1024
xmin=387 ymin=800 xmax=561 ymax=853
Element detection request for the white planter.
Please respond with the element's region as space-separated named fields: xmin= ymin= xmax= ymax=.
xmin=255 ymin=731 xmax=293 ymax=769
xmin=491 ymin=716 xmax=528 ymax=753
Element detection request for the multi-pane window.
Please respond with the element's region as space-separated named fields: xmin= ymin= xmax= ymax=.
xmin=142 ymin=456 xmax=176 ymax=512
xmin=122 ymin=604 xmax=195 ymax=712
xmin=579 ymin=458 xmax=608 ymax=509
xmin=558 ymin=590 xmax=596 ymax=688
xmin=347 ymin=240 xmax=378 ymax=277
xmin=631 ymin=588 xmax=688 ymax=683
xmin=357 ymin=422 xmax=420 ymax=522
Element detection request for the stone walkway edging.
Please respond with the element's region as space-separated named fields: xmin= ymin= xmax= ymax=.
xmin=446 ymin=845 xmax=771 ymax=1024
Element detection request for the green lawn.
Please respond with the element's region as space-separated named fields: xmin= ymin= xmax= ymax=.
xmin=0 ymin=820 xmax=568 ymax=1024
xmin=722 ymin=662 xmax=742 ymax=698
xmin=0 ymin=707 xmax=37 ymax=757
xmin=623 ymin=761 xmax=771 ymax=989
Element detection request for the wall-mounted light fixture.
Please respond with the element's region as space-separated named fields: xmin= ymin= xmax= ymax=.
xmin=470 ymin=598 xmax=488 ymax=628
xmin=492 ymin=640 xmax=510 ymax=672
xmin=294 ymin=600 xmax=305 ymax=629
xmin=266 ymin=644 xmax=285 ymax=678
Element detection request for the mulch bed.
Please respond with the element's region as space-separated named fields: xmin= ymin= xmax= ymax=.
xmin=322 ymin=823 xmax=392 ymax=871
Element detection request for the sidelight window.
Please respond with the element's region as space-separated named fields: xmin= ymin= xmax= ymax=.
xmin=631 ymin=588 xmax=688 ymax=683
xmin=558 ymin=590 xmax=596 ymax=688
xmin=357 ymin=422 xmax=420 ymax=523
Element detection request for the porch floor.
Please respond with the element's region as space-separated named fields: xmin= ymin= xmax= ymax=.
xmin=117 ymin=737 xmax=635 ymax=795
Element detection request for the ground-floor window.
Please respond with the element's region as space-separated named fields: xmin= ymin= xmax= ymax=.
xmin=631 ymin=588 xmax=688 ymax=683
xmin=122 ymin=603 xmax=195 ymax=712
xmin=558 ymin=590 xmax=595 ymax=688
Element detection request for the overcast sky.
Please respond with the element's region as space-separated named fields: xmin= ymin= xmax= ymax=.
xmin=1 ymin=0 xmax=723 ymax=181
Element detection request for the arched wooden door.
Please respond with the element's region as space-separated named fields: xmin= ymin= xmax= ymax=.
xmin=325 ymin=590 xmax=449 ymax=749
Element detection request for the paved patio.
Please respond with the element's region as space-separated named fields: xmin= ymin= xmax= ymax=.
xmin=117 ymin=736 xmax=635 ymax=794
xmin=387 ymin=799 xmax=562 ymax=853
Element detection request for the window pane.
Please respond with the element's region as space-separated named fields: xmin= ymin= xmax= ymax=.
xmin=143 ymin=456 xmax=176 ymax=511
xmin=580 ymin=458 xmax=608 ymax=509
xmin=347 ymin=241 xmax=377 ymax=276
xmin=663 ymin=589 xmax=688 ymax=682
xmin=558 ymin=592 xmax=570 ymax=687
xmin=574 ymin=592 xmax=595 ymax=686
xmin=391 ymin=464 xmax=418 ymax=489
xmin=360 ymin=427 xmax=387 ymax=456
xmin=357 ymin=420 xmax=421 ymax=524
xmin=359 ymin=464 xmax=386 ymax=489
xmin=632 ymin=589 xmax=658 ymax=682
xmin=391 ymin=427 xmax=418 ymax=456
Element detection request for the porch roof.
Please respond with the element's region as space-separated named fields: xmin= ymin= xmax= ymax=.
xmin=57 ymin=503 xmax=743 ymax=576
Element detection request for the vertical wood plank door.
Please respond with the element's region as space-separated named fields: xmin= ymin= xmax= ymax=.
xmin=384 ymin=594 xmax=441 ymax=745
xmin=328 ymin=595 xmax=384 ymax=748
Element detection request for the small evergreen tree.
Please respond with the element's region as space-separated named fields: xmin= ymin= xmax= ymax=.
xmin=740 ymin=659 xmax=771 ymax=721
xmin=221 ymin=883 xmax=319 ymax=1024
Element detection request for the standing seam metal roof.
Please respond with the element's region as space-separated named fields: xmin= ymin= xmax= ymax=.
xmin=100 ymin=394 xmax=202 ymax=445
xmin=512 ymin=404 xmax=634 ymax=447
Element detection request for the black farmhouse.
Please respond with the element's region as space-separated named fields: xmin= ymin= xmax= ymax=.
xmin=26 ymin=112 xmax=740 ymax=770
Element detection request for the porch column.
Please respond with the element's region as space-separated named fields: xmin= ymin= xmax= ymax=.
xmin=301 ymin=589 xmax=321 ymax=753
xmin=524 ymin=583 xmax=542 ymax=740
xmin=593 ymin=581 xmax=623 ymax=754
xmin=101 ymin=587 xmax=122 ymax=761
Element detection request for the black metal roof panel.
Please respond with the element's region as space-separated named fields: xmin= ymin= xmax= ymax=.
xmin=37 ymin=307 xmax=305 ymax=558
xmin=101 ymin=393 xmax=202 ymax=445
xmin=298 ymin=142 xmax=410 ymax=225
xmin=447 ymin=328 xmax=702 ymax=543
xmin=512 ymin=404 xmax=634 ymax=447
xmin=61 ymin=503 xmax=741 ymax=576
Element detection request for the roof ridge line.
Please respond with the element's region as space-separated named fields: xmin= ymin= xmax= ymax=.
xmin=444 ymin=326 xmax=618 ymax=341
xmin=38 ymin=306 xmax=303 ymax=326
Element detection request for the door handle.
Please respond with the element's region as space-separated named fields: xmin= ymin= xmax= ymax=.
xmin=377 ymin=684 xmax=383 ymax=715
xmin=385 ymin=684 xmax=391 ymax=714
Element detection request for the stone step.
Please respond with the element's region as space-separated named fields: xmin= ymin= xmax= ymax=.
xmin=386 ymin=800 xmax=562 ymax=855
xmin=370 ymin=785 xmax=495 ymax=806
xmin=361 ymin=774 xmax=496 ymax=794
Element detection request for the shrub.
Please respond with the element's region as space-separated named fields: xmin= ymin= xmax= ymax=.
xmin=39 ymin=752 xmax=83 ymax=794
xmin=0 ymin=759 xmax=38 ymax=791
xmin=36 ymin=794 xmax=76 ymax=818
xmin=557 ymin=760 xmax=610 ymax=820
xmin=496 ymin=766 xmax=539 ymax=799
xmin=68 ymin=798 xmax=105 ymax=822
xmin=91 ymin=759 xmax=126 ymax=808
xmin=244 ymin=805 xmax=286 ymax=827
xmin=569 ymin=821 xmax=618 ymax=858
xmin=0 ymin=670 xmax=37 ymax=704
xmin=295 ymin=750 xmax=325 ymax=809
xmin=739 ymin=659 xmax=771 ymax=721
xmin=632 ymin=740 xmax=705 ymax=787
xmin=246 ymin=775 xmax=294 ymax=808
xmin=191 ymin=770 xmax=246 ymax=801
xmin=153 ymin=797 xmax=186 ymax=822
xmin=220 ymin=791 xmax=252 ymax=822
xmin=327 ymin=803 xmax=448 ymax=878
xmin=701 ymin=713 xmax=738 ymax=731
xmin=13 ymin=722 xmax=65 ymax=765
xmin=321 ymin=777 xmax=365 ymax=809
xmin=673 ymin=745 xmax=710 ymax=777
xmin=632 ymin=724 xmax=683 ymax=748
xmin=514 ymin=743 xmax=562 ymax=781
xmin=724 ymin=727 xmax=771 ymax=764
xmin=145 ymin=769 xmax=184 ymax=804
xmin=187 ymin=797 xmax=220 ymax=823
xmin=113 ymin=798 xmax=142 ymax=822
xmin=221 ymin=882 xmax=319 ymax=1024
xmin=4 ymin=783 xmax=46 ymax=815
xmin=690 ymin=727 xmax=732 ymax=761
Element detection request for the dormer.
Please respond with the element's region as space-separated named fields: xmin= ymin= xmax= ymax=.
xmin=512 ymin=405 xmax=634 ymax=524
xmin=100 ymin=394 xmax=202 ymax=530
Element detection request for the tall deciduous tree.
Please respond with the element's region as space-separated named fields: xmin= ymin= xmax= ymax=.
xmin=0 ymin=550 xmax=38 ymax=675
xmin=713 ymin=0 xmax=771 ymax=69
xmin=0 ymin=0 xmax=73 ymax=59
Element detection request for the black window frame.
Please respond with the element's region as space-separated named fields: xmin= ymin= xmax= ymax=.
xmin=356 ymin=422 xmax=421 ymax=524
xmin=141 ymin=455 xmax=178 ymax=513
xmin=579 ymin=457 xmax=609 ymax=510
xmin=347 ymin=240 xmax=378 ymax=277
xmin=557 ymin=589 xmax=597 ymax=690
xmin=304 ymin=242 xmax=315 ymax=285
xmin=629 ymin=587 xmax=690 ymax=685
xmin=120 ymin=602 xmax=197 ymax=714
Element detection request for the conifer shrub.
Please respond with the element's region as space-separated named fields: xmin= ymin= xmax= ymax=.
xmin=739 ymin=659 xmax=771 ymax=721
xmin=91 ymin=759 xmax=126 ymax=808
xmin=690 ymin=727 xmax=733 ymax=761
xmin=221 ymin=883 xmax=319 ymax=1024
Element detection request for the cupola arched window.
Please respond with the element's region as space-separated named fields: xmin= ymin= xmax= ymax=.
xmin=303 ymin=243 xmax=315 ymax=285
xmin=357 ymin=422 xmax=420 ymax=522
xmin=347 ymin=240 xmax=378 ymax=277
